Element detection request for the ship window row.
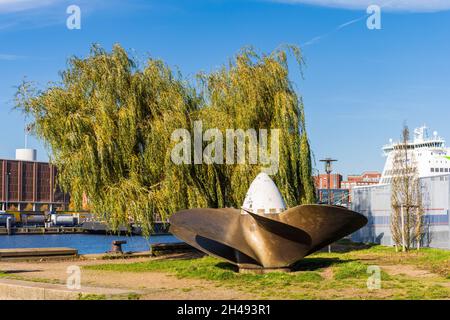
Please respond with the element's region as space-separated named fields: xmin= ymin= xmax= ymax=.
xmin=392 ymin=142 xmax=442 ymax=150
xmin=415 ymin=142 xmax=443 ymax=149
xmin=381 ymin=178 xmax=393 ymax=184
xmin=384 ymin=168 xmax=416 ymax=176
xmin=431 ymin=168 xmax=449 ymax=173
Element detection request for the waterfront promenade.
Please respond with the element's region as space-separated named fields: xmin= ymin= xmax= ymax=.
xmin=0 ymin=252 xmax=250 ymax=300
xmin=0 ymin=243 xmax=448 ymax=300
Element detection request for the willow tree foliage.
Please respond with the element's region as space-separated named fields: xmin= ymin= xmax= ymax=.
xmin=16 ymin=44 xmax=315 ymax=235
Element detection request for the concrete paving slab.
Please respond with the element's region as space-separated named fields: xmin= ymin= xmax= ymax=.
xmin=0 ymin=278 xmax=140 ymax=300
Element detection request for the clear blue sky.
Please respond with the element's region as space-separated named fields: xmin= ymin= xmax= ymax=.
xmin=1 ymin=0 xmax=449 ymax=177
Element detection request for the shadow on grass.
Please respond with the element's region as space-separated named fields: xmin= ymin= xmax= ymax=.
xmin=291 ymin=257 xmax=352 ymax=271
xmin=215 ymin=262 xmax=238 ymax=272
xmin=155 ymin=251 xmax=206 ymax=261
xmin=318 ymin=240 xmax=378 ymax=254
xmin=212 ymin=258 xmax=353 ymax=273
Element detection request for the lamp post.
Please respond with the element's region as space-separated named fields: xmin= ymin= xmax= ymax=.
xmin=319 ymin=158 xmax=337 ymax=205
xmin=320 ymin=157 xmax=337 ymax=253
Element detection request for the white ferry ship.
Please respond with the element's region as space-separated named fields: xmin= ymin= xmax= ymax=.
xmin=351 ymin=126 xmax=450 ymax=249
xmin=379 ymin=126 xmax=450 ymax=184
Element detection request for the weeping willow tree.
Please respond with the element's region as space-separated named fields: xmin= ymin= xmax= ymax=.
xmin=185 ymin=46 xmax=315 ymax=207
xmin=15 ymin=44 xmax=315 ymax=235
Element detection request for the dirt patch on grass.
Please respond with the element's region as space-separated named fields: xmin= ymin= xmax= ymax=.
xmin=381 ymin=265 xmax=437 ymax=278
xmin=320 ymin=267 xmax=334 ymax=280
xmin=319 ymin=287 xmax=399 ymax=300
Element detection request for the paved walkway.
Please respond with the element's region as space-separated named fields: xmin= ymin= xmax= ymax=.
xmin=0 ymin=278 xmax=139 ymax=300
xmin=0 ymin=254 xmax=254 ymax=300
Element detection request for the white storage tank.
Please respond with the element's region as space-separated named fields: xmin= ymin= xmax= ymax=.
xmin=15 ymin=148 xmax=37 ymax=161
xmin=21 ymin=213 xmax=45 ymax=226
xmin=51 ymin=214 xmax=77 ymax=227
xmin=0 ymin=212 xmax=15 ymax=226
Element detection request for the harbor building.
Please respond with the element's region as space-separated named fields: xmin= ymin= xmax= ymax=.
xmin=314 ymin=173 xmax=342 ymax=189
xmin=341 ymin=172 xmax=381 ymax=191
xmin=315 ymin=172 xmax=381 ymax=205
xmin=341 ymin=172 xmax=381 ymax=202
xmin=0 ymin=149 xmax=69 ymax=212
xmin=314 ymin=173 xmax=346 ymax=205
xmin=351 ymin=126 xmax=450 ymax=249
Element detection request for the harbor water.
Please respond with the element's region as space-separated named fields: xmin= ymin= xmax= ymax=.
xmin=0 ymin=234 xmax=180 ymax=254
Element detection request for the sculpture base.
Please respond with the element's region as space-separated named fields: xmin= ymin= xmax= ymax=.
xmin=238 ymin=267 xmax=291 ymax=274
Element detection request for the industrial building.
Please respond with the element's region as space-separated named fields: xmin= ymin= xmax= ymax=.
xmin=314 ymin=172 xmax=381 ymax=191
xmin=314 ymin=172 xmax=381 ymax=205
xmin=0 ymin=149 xmax=69 ymax=212
xmin=351 ymin=174 xmax=450 ymax=249
xmin=314 ymin=173 xmax=343 ymax=189
xmin=341 ymin=172 xmax=381 ymax=190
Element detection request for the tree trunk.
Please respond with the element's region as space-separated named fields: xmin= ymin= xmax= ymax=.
xmin=400 ymin=205 xmax=406 ymax=252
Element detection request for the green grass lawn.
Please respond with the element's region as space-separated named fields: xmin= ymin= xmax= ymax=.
xmin=84 ymin=244 xmax=450 ymax=300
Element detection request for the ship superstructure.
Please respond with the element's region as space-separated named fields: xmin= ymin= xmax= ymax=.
xmin=351 ymin=126 xmax=450 ymax=249
xmin=379 ymin=126 xmax=450 ymax=184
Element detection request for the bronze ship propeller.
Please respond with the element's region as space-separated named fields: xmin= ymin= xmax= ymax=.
xmin=169 ymin=173 xmax=367 ymax=272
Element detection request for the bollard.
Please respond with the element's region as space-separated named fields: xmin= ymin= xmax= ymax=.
xmin=111 ymin=240 xmax=127 ymax=253
xmin=6 ymin=216 xmax=12 ymax=235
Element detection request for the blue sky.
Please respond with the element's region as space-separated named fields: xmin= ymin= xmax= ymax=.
xmin=1 ymin=0 xmax=449 ymax=177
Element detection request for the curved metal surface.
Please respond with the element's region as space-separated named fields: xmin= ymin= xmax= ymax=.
xmin=169 ymin=205 xmax=367 ymax=269
xmin=279 ymin=205 xmax=368 ymax=255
